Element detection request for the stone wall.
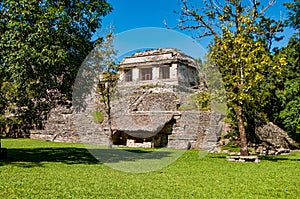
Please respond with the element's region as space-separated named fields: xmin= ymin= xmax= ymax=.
xmin=118 ymin=48 xmax=199 ymax=90
xmin=30 ymin=48 xmax=222 ymax=150
xmin=30 ymin=83 xmax=221 ymax=150
xmin=30 ymin=100 xmax=80 ymax=142
xmin=168 ymin=111 xmax=223 ymax=150
xmin=30 ymin=85 xmax=297 ymax=153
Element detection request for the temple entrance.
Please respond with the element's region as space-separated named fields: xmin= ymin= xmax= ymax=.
xmin=112 ymin=131 xmax=169 ymax=148
xmin=112 ymin=116 xmax=175 ymax=148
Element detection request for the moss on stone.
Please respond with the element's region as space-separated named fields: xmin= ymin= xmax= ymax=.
xmin=91 ymin=111 xmax=104 ymax=123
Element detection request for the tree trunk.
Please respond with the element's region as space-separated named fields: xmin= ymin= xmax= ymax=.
xmin=108 ymin=127 xmax=113 ymax=149
xmin=107 ymin=117 xmax=113 ymax=149
xmin=107 ymin=90 xmax=113 ymax=149
xmin=234 ymin=104 xmax=248 ymax=156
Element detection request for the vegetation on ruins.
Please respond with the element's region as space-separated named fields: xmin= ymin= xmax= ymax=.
xmin=93 ymin=32 xmax=119 ymax=148
xmin=178 ymin=92 xmax=211 ymax=111
xmin=91 ymin=111 xmax=105 ymax=124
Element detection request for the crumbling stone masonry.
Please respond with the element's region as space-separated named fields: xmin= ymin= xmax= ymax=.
xmin=31 ymin=48 xmax=224 ymax=150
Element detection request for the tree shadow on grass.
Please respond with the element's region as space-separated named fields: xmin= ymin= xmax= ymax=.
xmin=89 ymin=148 xmax=177 ymax=164
xmin=258 ymin=155 xmax=300 ymax=162
xmin=0 ymin=147 xmax=174 ymax=168
xmin=209 ymin=153 xmax=300 ymax=162
xmin=0 ymin=148 xmax=99 ymax=167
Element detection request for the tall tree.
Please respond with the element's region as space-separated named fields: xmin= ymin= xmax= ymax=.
xmin=0 ymin=0 xmax=112 ymax=136
xmin=178 ymin=0 xmax=286 ymax=155
xmin=93 ymin=32 xmax=119 ymax=148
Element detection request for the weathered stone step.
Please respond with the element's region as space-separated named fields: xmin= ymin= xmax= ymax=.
xmin=226 ymin=156 xmax=260 ymax=163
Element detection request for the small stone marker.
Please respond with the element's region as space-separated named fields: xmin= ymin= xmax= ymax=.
xmin=226 ymin=156 xmax=260 ymax=163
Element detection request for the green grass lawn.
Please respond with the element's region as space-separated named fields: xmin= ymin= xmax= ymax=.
xmin=0 ymin=138 xmax=299 ymax=199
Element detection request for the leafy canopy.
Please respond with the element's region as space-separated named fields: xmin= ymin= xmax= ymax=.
xmin=178 ymin=0 xmax=287 ymax=154
xmin=0 ymin=0 xmax=112 ymax=136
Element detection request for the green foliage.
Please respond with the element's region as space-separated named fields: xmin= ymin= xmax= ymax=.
xmin=277 ymin=40 xmax=300 ymax=141
xmin=281 ymin=0 xmax=300 ymax=141
xmin=284 ymin=0 xmax=300 ymax=30
xmin=221 ymin=142 xmax=241 ymax=152
xmin=1 ymin=139 xmax=300 ymax=198
xmin=0 ymin=0 xmax=112 ymax=136
xmin=93 ymin=33 xmax=119 ymax=112
xmin=91 ymin=111 xmax=104 ymax=123
xmin=209 ymin=11 xmax=286 ymax=151
xmin=222 ymin=131 xmax=238 ymax=139
xmin=195 ymin=58 xmax=226 ymax=105
xmin=194 ymin=91 xmax=211 ymax=111
xmin=256 ymin=16 xmax=284 ymax=52
xmin=99 ymin=96 xmax=109 ymax=103
xmin=178 ymin=92 xmax=211 ymax=111
xmin=268 ymin=1 xmax=300 ymax=142
xmin=210 ymin=31 xmax=284 ymax=106
xmin=91 ymin=32 xmax=119 ymax=148
xmin=178 ymin=104 xmax=198 ymax=111
xmin=211 ymin=101 xmax=227 ymax=114
xmin=178 ymin=1 xmax=288 ymax=153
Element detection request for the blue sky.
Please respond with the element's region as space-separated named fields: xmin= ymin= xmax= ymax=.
xmin=100 ymin=0 xmax=295 ymax=59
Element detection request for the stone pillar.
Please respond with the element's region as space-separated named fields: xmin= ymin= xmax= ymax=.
xmin=132 ymin=68 xmax=139 ymax=81
xmin=170 ymin=63 xmax=177 ymax=79
xmin=119 ymin=71 xmax=125 ymax=82
xmin=152 ymin=67 xmax=159 ymax=80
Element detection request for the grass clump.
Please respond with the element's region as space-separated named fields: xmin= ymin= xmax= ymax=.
xmin=178 ymin=104 xmax=198 ymax=111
